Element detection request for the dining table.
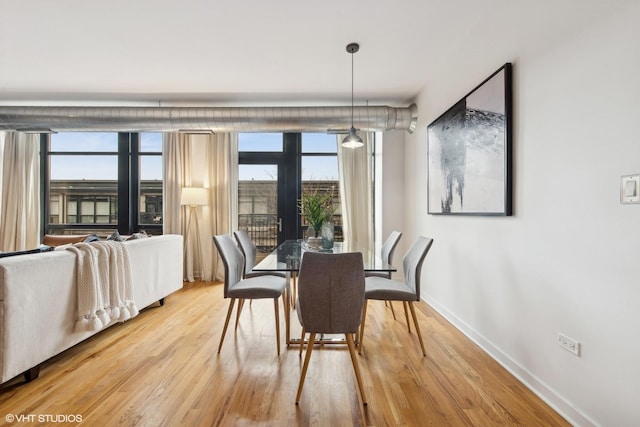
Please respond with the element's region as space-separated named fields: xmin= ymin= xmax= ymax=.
xmin=253 ymin=239 xmax=396 ymax=345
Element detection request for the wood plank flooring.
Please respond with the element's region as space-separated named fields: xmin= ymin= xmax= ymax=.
xmin=0 ymin=281 xmax=569 ymax=426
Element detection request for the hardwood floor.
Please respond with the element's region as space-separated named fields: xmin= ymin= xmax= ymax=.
xmin=0 ymin=281 xmax=569 ymax=426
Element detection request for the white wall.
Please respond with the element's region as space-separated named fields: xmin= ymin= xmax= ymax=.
xmin=379 ymin=130 xmax=406 ymax=272
xmin=404 ymin=3 xmax=640 ymax=426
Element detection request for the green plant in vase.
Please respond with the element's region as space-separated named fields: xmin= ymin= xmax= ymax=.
xmin=298 ymin=190 xmax=334 ymax=248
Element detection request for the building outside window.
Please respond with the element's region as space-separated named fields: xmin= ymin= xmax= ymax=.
xmin=237 ymin=132 xmax=342 ymax=256
xmin=43 ymin=132 xmax=163 ymax=236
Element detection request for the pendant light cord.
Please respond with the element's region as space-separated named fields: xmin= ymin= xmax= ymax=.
xmin=351 ymin=50 xmax=354 ymax=127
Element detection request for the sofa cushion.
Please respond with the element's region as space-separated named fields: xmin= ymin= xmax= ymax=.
xmin=126 ymin=231 xmax=149 ymax=241
xmin=106 ymin=231 xmax=125 ymax=242
xmin=84 ymin=234 xmax=101 ymax=243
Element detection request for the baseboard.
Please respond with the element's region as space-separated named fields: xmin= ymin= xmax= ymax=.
xmin=423 ymin=295 xmax=598 ymax=427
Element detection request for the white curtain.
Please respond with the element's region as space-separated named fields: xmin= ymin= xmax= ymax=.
xmin=0 ymin=132 xmax=4 ymax=218
xmin=337 ymin=132 xmax=374 ymax=251
xmin=0 ymin=132 xmax=40 ymax=251
xmin=163 ymin=132 xmax=237 ymax=282
xmin=163 ymin=132 xmax=191 ymax=236
xmin=203 ymin=133 xmax=238 ymax=281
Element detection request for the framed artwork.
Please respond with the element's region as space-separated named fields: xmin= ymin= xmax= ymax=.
xmin=427 ymin=63 xmax=513 ymax=216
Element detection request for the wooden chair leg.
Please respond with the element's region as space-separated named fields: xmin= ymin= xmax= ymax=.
xmin=274 ymin=298 xmax=281 ymax=356
xmin=218 ymin=299 xmax=236 ymax=353
xmin=299 ymin=327 xmax=306 ymax=357
xmin=388 ymin=300 xmax=397 ymax=320
xmin=290 ymin=272 xmax=298 ymax=309
xmin=234 ymin=298 xmax=245 ymax=331
xmin=346 ymin=333 xmax=367 ymax=405
xmin=283 ymin=287 xmax=291 ymax=346
xmin=408 ymin=301 xmax=426 ymax=356
xmin=358 ymin=300 xmax=368 ymax=355
xmin=296 ymin=332 xmax=316 ymax=404
xmin=403 ymin=301 xmax=412 ymax=333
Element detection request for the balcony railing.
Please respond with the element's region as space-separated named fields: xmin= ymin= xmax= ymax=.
xmin=238 ymin=214 xmax=279 ymax=252
xmin=238 ymin=213 xmax=343 ymax=253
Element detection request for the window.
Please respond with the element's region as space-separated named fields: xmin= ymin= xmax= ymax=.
xmin=139 ymin=133 xmax=163 ymax=226
xmin=237 ymin=133 xmax=343 ymax=253
xmin=238 ymin=132 xmax=283 ymax=152
xmin=42 ymin=132 xmax=163 ymax=236
xmin=301 ymin=133 xmax=342 ymax=241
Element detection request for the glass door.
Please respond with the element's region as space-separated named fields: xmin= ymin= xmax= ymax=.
xmin=238 ymin=163 xmax=282 ymax=260
xmin=237 ymin=133 xmax=342 ymax=260
xmin=237 ymin=133 xmax=297 ymax=261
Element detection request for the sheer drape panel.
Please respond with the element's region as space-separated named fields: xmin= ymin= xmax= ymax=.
xmin=0 ymin=132 xmax=5 ymax=217
xmin=163 ymin=132 xmax=237 ymax=282
xmin=163 ymin=133 xmax=195 ymax=280
xmin=0 ymin=132 xmax=40 ymax=251
xmin=203 ymin=133 xmax=237 ymax=281
xmin=337 ymin=132 xmax=374 ymax=251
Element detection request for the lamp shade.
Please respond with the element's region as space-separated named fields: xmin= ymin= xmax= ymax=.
xmin=342 ymin=126 xmax=364 ymax=148
xmin=180 ymin=187 xmax=209 ymax=206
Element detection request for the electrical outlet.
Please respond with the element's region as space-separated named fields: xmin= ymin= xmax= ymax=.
xmin=558 ymin=333 xmax=580 ymax=356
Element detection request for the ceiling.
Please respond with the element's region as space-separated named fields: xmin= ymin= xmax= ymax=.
xmin=0 ymin=0 xmax=631 ymax=108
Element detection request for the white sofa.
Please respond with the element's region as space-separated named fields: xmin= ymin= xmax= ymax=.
xmin=0 ymin=234 xmax=183 ymax=384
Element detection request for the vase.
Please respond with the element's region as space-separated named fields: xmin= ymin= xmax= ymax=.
xmin=305 ymin=227 xmax=323 ymax=249
xmin=321 ymin=222 xmax=334 ymax=249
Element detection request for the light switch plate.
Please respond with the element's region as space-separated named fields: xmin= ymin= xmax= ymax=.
xmin=621 ymin=174 xmax=640 ymax=203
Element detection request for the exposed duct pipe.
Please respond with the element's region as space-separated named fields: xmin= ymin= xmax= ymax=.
xmin=0 ymin=104 xmax=417 ymax=134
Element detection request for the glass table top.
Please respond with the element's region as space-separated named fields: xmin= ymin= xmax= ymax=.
xmin=253 ymin=239 xmax=395 ymax=273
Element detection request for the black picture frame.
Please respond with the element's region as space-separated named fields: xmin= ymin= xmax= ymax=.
xmin=427 ymin=63 xmax=513 ymax=216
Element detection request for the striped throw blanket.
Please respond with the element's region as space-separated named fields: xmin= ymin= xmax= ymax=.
xmin=67 ymin=241 xmax=139 ymax=332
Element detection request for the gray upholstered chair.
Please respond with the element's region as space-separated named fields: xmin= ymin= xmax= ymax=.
xmin=359 ymin=236 xmax=434 ymax=356
xmin=233 ymin=230 xmax=286 ymax=279
xmin=295 ymin=252 xmax=367 ymax=406
xmin=365 ymin=231 xmax=402 ymax=320
xmin=366 ymin=230 xmax=402 ymax=280
xmin=233 ymin=230 xmax=287 ymax=328
xmin=213 ymin=234 xmax=287 ymax=355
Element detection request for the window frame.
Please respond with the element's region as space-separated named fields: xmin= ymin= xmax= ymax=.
xmin=238 ymin=132 xmax=343 ymax=243
xmin=40 ymin=132 xmax=163 ymax=238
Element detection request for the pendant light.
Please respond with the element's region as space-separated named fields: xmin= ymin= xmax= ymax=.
xmin=342 ymin=42 xmax=364 ymax=148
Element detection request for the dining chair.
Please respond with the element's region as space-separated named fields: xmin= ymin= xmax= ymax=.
xmin=365 ymin=231 xmax=402 ymax=320
xmin=359 ymin=236 xmax=434 ymax=356
xmin=233 ymin=230 xmax=287 ymax=328
xmin=213 ymin=234 xmax=288 ymax=355
xmin=234 ymin=230 xmax=286 ymax=279
xmin=295 ymin=251 xmax=367 ymax=406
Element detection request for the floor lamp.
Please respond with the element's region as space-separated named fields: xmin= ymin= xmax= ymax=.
xmin=181 ymin=187 xmax=209 ymax=282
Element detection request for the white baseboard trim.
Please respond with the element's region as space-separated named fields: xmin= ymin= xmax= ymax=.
xmin=423 ymin=296 xmax=598 ymax=427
